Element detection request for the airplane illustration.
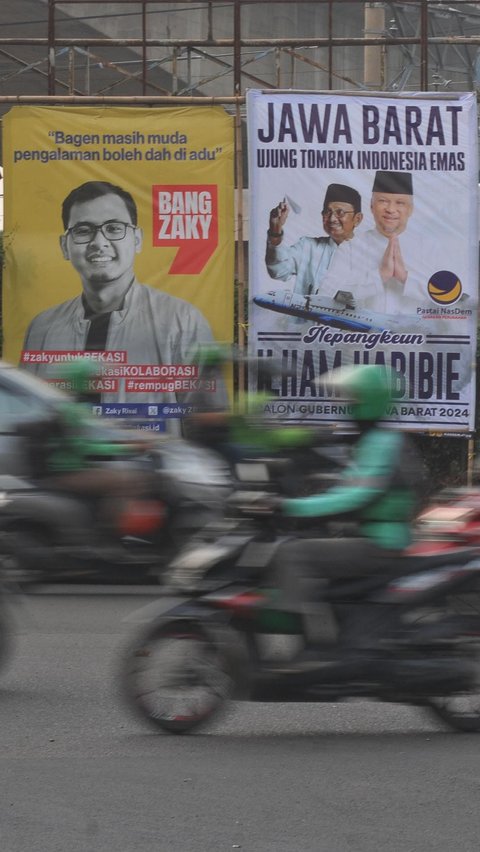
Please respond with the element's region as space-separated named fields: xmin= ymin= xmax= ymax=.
xmin=253 ymin=288 xmax=431 ymax=334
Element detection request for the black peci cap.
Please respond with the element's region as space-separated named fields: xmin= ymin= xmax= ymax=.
xmin=372 ymin=171 xmax=413 ymax=195
xmin=323 ymin=183 xmax=362 ymax=213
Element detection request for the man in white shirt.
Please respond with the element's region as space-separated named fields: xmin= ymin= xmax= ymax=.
xmin=321 ymin=170 xmax=443 ymax=314
xmin=21 ymin=180 xmax=228 ymax=433
xmin=265 ymin=183 xmax=363 ymax=296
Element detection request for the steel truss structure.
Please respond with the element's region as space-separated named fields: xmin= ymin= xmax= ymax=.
xmin=0 ymin=1 xmax=479 ymax=101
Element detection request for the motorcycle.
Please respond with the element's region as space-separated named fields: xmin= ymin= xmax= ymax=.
xmin=0 ymin=437 xmax=234 ymax=583
xmin=183 ymin=402 xmax=351 ymax=499
xmin=413 ymin=487 xmax=480 ymax=552
xmin=0 ymin=395 xmax=351 ymax=584
xmin=120 ymin=491 xmax=480 ymax=734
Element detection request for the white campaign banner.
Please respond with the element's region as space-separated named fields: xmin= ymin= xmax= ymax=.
xmin=246 ymin=90 xmax=479 ymax=434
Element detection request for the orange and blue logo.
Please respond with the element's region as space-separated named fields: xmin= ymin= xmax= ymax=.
xmin=427 ymin=270 xmax=462 ymax=305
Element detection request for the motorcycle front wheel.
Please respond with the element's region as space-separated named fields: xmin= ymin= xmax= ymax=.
xmin=121 ymin=619 xmax=235 ymax=734
xmin=427 ymin=643 xmax=480 ymax=732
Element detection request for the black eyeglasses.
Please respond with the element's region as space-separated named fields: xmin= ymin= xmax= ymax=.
xmin=322 ymin=207 xmax=355 ymax=220
xmin=65 ymin=221 xmax=136 ymax=244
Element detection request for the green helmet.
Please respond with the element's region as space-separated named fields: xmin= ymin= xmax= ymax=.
xmin=62 ymin=359 xmax=98 ymax=395
xmin=332 ymin=365 xmax=392 ymax=422
xmin=192 ymin=342 xmax=234 ymax=369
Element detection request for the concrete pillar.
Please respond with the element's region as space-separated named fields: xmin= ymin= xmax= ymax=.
xmin=364 ymin=2 xmax=386 ymax=89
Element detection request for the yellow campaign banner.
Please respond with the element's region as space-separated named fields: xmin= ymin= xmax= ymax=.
xmin=2 ymin=105 xmax=234 ymax=432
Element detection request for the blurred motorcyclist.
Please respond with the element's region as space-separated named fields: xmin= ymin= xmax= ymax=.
xmin=26 ymin=359 xmax=156 ymax=543
xmin=272 ymin=365 xmax=427 ymax=660
xmin=183 ymin=344 xmax=320 ymax=464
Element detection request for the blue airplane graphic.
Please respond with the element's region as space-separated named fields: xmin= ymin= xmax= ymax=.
xmin=253 ymin=288 xmax=428 ymax=334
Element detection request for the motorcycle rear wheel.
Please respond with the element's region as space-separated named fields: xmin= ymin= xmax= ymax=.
xmin=408 ymin=596 xmax=480 ymax=732
xmin=121 ymin=619 xmax=234 ymax=734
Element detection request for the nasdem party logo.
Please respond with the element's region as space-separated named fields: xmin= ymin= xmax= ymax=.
xmin=427 ymin=270 xmax=462 ymax=305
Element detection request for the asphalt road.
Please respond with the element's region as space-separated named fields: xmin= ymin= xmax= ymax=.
xmin=1 ymin=586 xmax=480 ymax=852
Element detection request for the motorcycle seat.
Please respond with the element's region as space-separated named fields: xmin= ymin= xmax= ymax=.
xmin=324 ymin=547 xmax=479 ymax=602
xmin=394 ymin=547 xmax=478 ymax=574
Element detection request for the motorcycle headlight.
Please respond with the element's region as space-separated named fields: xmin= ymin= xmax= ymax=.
xmin=0 ymin=492 xmax=12 ymax=508
xmin=155 ymin=441 xmax=233 ymax=487
xmin=168 ymin=543 xmax=233 ymax=590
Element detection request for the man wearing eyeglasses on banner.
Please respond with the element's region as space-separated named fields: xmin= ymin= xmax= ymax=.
xmin=265 ymin=183 xmax=363 ymax=296
xmin=21 ymin=180 xmax=227 ymax=432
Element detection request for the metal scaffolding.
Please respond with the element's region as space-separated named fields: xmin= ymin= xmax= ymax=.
xmin=0 ymin=1 xmax=479 ymax=101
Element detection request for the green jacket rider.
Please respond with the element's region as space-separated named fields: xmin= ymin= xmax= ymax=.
xmin=273 ymin=365 xmax=426 ymax=659
xmin=45 ymin=359 xmax=140 ymax=474
xmin=281 ymin=366 xmax=422 ymax=550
